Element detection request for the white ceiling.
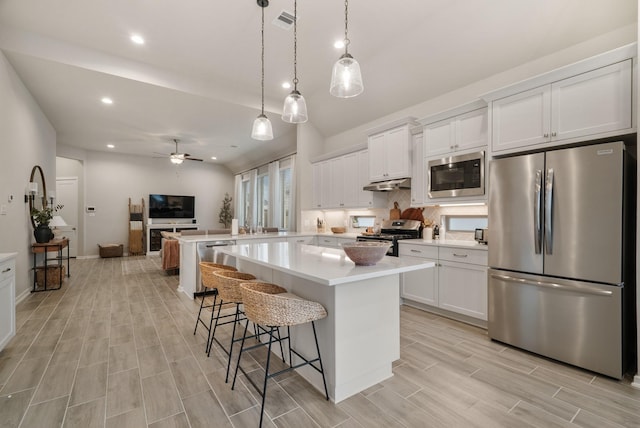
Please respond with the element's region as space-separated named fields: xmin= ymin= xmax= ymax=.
xmin=0 ymin=0 xmax=636 ymax=172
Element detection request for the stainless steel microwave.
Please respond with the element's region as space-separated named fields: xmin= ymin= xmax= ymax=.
xmin=428 ymin=151 xmax=485 ymax=198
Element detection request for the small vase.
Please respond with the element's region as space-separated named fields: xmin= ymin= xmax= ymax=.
xmin=34 ymin=225 xmax=53 ymax=243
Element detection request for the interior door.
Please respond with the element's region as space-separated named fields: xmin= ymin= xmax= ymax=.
xmin=56 ymin=177 xmax=78 ymax=257
xmin=543 ymin=142 xmax=623 ymax=283
xmin=488 ymin=153 xmax=544 ymax=273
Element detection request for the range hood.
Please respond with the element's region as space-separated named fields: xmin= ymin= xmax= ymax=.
xmin=363 ymin=178 xmax=411 ymax=192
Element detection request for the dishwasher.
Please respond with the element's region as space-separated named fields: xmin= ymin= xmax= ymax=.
xmin=196 ymin=240 xmax=236 ymax=293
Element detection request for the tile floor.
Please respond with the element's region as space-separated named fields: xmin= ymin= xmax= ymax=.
xmin=1 ymin=256 xmax=639 ymax=427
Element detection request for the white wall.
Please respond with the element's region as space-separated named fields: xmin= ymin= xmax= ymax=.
xmin=295 ymin=122 xmax=326 ymax=231
xmin=62 ymin=149 xmax=235 ymax=257
xmin=0 ymin=51 xmax=56 ymax=299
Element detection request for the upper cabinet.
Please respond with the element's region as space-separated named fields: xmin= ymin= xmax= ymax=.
xmin=410 ymin=132 xmax=425 ymax=207
xmin=423 ymin=106 xmax=488 ymax=158
xmin=485 ymin=47 xmax=634 ymax=155
xmin=367 ymin=118 xmax=418 ymax=181
xmin=311 ymin=149 xmax=385 ymax=210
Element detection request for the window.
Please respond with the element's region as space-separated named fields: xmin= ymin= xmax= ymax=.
xmin=235 ymin=155 xmax=296 ymax=231
xmin=444 ymin=215 xmax=487 ymax=232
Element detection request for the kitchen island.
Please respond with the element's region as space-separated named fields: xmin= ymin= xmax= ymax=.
xmin=214 ymin=241 xmax=435 ymax=402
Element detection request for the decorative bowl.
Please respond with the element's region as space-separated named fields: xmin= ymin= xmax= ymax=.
xmin=341 ymin=242 xmax=391 ymax=266
xmin=331 ymin=227 xmax=346 ymax=234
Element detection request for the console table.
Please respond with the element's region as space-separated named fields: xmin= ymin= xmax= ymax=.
xmin=31 ymin=238 xmax=70 ymax=292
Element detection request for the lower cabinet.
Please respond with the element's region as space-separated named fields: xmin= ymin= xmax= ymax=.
xmin=316 ymin=236 xmax=355 ymax=248
xmin=400 ymin=243 xmax=487 ymax=322
xmin=288 ymin=236 xmax=317 ymax=245
xmin=0 ymin=256 xmax=16 ymax=352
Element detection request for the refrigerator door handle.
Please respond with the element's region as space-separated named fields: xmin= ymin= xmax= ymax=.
xmin=544 ymin=168 xmax=554 ymax=254
xmin=490 ymin=273 xmax=614 ymax=296
xmin=534 ymin=170 xmax=543 ymax=254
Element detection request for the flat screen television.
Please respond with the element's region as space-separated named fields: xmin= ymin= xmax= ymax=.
xmin=149 ymin=194 xmax=195 ymax=219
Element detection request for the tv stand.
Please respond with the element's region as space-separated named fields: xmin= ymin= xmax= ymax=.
xmin=147 ymin=223 xmax=199 ymax=255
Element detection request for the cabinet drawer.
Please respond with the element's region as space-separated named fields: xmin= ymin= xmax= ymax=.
xmin=0 ymin=260 xmax=15 ymax=282
xmin=317 ymin=236 xmax=338 ymax=247
xmin=398 ymin=243 xmax=438 ymax=259
xmin=439 ymin=247 xmax=487 ymax=266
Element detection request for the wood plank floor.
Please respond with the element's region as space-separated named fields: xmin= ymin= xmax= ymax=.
xmin=1 ymin=256 xmax=638 ymax=427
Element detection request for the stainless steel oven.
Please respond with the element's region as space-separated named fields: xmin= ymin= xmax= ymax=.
xmin=428 ymin=151 xmax=485 ymax=198
xmin=356 ymin=219 xmax=422 ymax=257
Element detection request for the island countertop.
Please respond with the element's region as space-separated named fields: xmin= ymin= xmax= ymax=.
xmin=215 ymin=241 xmax=435 ymax=286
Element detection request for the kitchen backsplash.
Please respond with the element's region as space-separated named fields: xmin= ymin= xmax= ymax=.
xmin=302 ymin=189 xmax=488 ymax=241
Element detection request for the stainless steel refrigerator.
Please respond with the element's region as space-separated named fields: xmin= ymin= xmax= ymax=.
xmin=488 ymin=141 xmax=636 ymax=379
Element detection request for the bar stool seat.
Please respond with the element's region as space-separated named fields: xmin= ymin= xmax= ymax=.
xmin=193 ymin=262 xmax=237 ymax=353
xmin=210 ymin=270 xmax=258 ymax=382
xmin=233 ymin=282 xmax=329 ymax=428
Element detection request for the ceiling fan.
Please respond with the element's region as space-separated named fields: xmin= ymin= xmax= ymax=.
xmin=156 ymin=139 xmax=203 ymax=164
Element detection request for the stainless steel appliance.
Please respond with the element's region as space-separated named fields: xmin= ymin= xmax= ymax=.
xmin=428 ymin=151 xmax=484 ymax=198
xmin=357 ymin=219 xmax=422 ymax=256
xmin=474 ymin=228 xmax=488 ymax=244
xmin=488 ymin=141 xmax=636 ymax=379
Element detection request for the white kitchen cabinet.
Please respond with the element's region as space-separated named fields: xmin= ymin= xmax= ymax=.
xmin=410 ymin=133 xmax=425 ymax=207
xmin=0 ymin=255 xmax=16 ymax=352
xmin=438 ymin=260 xmax=487 ymax=321
xmin=317 ymin=236 xmax=338 ymax=248
xmin=399 ymin=244 xmax=438 ymax=306
xmin=368 ymin=124 xmax=412 ymax=181
xmin=311 ymin=150 xmax=385 ymax=209
xmin=492 ymin=60 xmax=632 ymax=153
xmin=424 ymin=107 xmax=488 ymax=158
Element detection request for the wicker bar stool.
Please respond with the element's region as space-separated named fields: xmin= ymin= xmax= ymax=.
xmin=193 ymin=262 xmax=237 ymax=353
xmin=232 ymin=282 xmax=329 ymax=428
xmin=210 ymin=270 xmax=260 ymax=382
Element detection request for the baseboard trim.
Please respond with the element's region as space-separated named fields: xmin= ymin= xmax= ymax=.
xmin=632 ymin=375 xmax=640 ymax=389
xmin=15 ymin=288 xmax=31 ymax=305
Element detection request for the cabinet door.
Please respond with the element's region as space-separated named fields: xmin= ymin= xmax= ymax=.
xmin=317 ymin=236 xmax=338 ymax=248
xmin=492 ymin=86 xmax=550 ymax=153
xmin=288 ymin=236 xmax=316 ymax=245
xmin=368 ymin=133 xmax=387 ymax=181
xmin=385 ymin=126 xmax=411 ymax=179
xmin=424 ymin=119 xmax=454 ymax=157
xmin=342 ymin=152 xmax=359 ymax=208
xmin=312 ymin=163 xmax=323 ymax=209
xmin=357 ymin=150 xmax=374 ymax=207
xmin=401 ymin=256 xmax=438 ymax=306
xmin=438 ymin=260 xmax=487 ymax=320
xmin=320 ymin=161 xmax=331 ymax=208
xmin=328 ymin=157 xmax=345 ymax=208
xmin=0 ymin=260 xmax=16 ymax=351
xmin=457 ymin=107 xmax=488 ymax=151
xmin=551 ymin=60 xmax=632 ymax=141
xmin=410 ymin=133 xmax=425 ymax=206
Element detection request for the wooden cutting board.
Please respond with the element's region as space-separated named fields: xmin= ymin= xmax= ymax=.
xmin=390 ymin=201 xmax=401 ymax=220
xmin=400 ymin=207 xmax=425 ymax=222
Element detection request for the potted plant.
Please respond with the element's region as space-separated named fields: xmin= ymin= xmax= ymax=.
xmin=31 ymin=203 xmax=63 ymax=243
xmin=218 ymin=193 xmax=233 ymax=228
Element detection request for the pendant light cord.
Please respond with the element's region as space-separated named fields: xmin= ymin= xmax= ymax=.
xmin=261 ymin=5 xmax=265 ymax=115
xmin=293 ymin=0 xmax=298 ymax=90
xmin=343 ymin=0 xmax=350 ymax=54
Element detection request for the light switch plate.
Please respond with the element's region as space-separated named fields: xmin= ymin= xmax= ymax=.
xmin=0 ymin=204 xmax=7 ymax=215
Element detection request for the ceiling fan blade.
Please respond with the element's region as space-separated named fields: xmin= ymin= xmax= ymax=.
xmin=185 ymin=157 xmax=203 ymax=162
xmin=153 ymin=151 xmax=169 ymax=156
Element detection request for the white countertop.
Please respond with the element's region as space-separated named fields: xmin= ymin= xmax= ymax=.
xmin=177 ymin=231 xmax=316 ymax=243
xmin=0 ymin=253 xmax=17 ymax=263
xmin=400 ymin=239 xmax=488 ymax=251
xmin=216 ymin=242 xmax=435 ymax=286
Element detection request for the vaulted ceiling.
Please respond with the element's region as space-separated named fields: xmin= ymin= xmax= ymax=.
xmin=0 ymin=0 xmax=636 ymax=172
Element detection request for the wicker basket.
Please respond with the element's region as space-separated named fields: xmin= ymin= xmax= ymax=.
xmin=99 ymin=244 xmax=123 ymax=258
xmin=212 ymin=270 xmax=256 ymax=303
xmin=35 ymin=265 xmax=66 ymax=287
xmin=240 ymin=282 xmax=327 ymax=327
xmin=199 ymin=262 xmax=237 ymax=290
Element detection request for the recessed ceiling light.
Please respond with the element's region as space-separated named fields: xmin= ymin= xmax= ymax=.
xmin=282 ymin=82 xmax=291 ymax=89
xmin=107 ymin=144 xmax=115 ymax=149
xmin=130 ymin=34 xmax=145 ymax=45
xmin=101 ymin=97 xmax=113 ymax=105
xmin=211 ymin=156 xmax=217 ymax=160
xmin=334 ymin=40 xmax=345 ymax=49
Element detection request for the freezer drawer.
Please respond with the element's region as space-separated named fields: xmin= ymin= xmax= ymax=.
xmin=488 ymin=268 xmax=623 ymax=379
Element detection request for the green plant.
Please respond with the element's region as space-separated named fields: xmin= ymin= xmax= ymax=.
xmin=31 ymin=204 xmax=63 ymax=226
xmin=218 ymin=193 xmax=233 ymax=228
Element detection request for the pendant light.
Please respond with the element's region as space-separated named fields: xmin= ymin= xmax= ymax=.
xmin=330 ymin=0 xmax=363 ymax=98
xmin=282 ymin=0 xmax=308 ymax=123
xmin=251 ymin=0 xmax=274 ymax=141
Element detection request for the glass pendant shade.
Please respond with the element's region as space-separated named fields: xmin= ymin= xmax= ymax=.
xmin=330 ymin=53 xmax=364 ymax=98
xmin=282 ymin=90 xmax=308 ymax=123
xmin=251 ymin=114 xmax=274 ymax=140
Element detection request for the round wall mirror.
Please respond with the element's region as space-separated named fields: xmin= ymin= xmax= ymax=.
xmin=29 ymin=165 xmax=47 ymax=229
